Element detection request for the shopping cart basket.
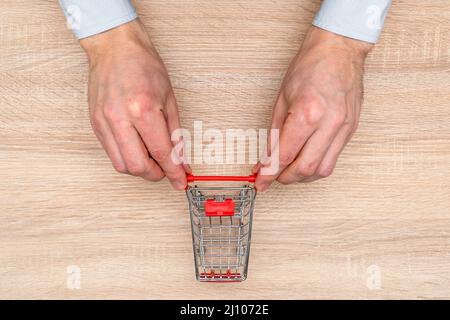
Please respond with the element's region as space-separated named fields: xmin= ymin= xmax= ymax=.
xmin=186 ymin=174 xmax=257 ymax=282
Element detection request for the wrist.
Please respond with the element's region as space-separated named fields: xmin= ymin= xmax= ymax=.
xmin=304 ymin=26 xmax=373 ymax=61
xmin=80 ymin=19 xmax=152 ymax=65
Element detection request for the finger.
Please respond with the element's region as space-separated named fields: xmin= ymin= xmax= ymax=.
xmin=97 ymin=125 xmax=128 ymax=174
xmin=277 ymin=115 xmax=343 ymax=184
xmin=252 ymin=95 xmax=286 ymax=175
xmin=252 ymin=162 xmax=262 ymax=174
xmin=255 ymin=110 xmax=316 ymax=191
xmin=108 ymin=119 xmax=165 ymax=182
xmin=134 ymin=106 xmax=187 ymax=190
xmin=271 ymin=93 xmax=289 ymax=129
xmin=315 ymin=124 xmax=354 ymax=179
xmin=165 ymin=95 xmax=192 ymax=174
xmin=165 ymin=94 xmax=181 ymax=135
xmin=91 ymin=112 xmax=127 ymax=173
xmin=277 ymin=128 xmax=332 ymax=184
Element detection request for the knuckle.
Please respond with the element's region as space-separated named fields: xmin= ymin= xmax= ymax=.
xmin=126 ymin=162 xmax=146 ymax=176
xmin=279 ymin=150 xmax=297 ymax=167
xmin=104 ymin=105 xmax=120 ymax=123
xmin=112 ymin=162 xmax=128 ymax=174
xmin=296 ymin=98 xmax=325 ymax=126
xmin=129 ymin=102 xmax=149 ymax=119
xmin=150 ymin=148 xmax=170 ymax=162
xmin=328 ymin=109 xmax=346 ymax=128
xmin=297 ymin=161 xmax=317 ymax=177
xmin=318 ymin=166 xmax=334 ymax=178
xmin=127 ymin=95 xmax=162 ymax=120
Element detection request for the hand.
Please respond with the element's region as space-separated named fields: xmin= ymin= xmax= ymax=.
xmin=81 ymin=19 xmax=187 ymax=190
xmin=255 ymin=26 xmax=373 ymax=191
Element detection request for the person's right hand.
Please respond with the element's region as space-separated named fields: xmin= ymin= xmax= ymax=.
xmin=80 ymin=19 xmax=187 ymax=190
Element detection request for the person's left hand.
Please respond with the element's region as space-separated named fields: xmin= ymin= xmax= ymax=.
xmin=255 ymin=26 xmax=373 ymax=191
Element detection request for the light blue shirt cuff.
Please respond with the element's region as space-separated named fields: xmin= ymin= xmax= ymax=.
xmin=59 ymin=0 xmax=138 ymax=39
xmin=313 ymin=0 xmax=392 ymax=43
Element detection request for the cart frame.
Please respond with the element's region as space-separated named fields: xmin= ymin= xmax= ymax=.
xmin=186 ymin=174 xmax=257 ymax=282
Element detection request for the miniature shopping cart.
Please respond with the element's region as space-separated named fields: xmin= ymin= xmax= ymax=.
xmin=186 ymin=174 xmax=257 ymax=282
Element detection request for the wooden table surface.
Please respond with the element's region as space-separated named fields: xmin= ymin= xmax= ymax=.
xmin=1 ymin=0 xmax=450 ymax=299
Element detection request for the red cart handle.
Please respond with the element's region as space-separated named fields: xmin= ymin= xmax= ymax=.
xmin=186 ymin=173 xmax=256 ymax=183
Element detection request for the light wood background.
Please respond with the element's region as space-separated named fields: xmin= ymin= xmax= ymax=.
xmin=1 ymin=0 xmax=449 ymax=299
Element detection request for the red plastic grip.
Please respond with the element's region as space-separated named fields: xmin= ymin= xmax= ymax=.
xmin=205 ymin=198 xmax=235 ymax=217
xmin=187 ymin=174 xmax=256 ymax=183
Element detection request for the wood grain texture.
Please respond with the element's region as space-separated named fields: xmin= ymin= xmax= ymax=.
xmin=1 ymin=0 xmax=450 ymax=299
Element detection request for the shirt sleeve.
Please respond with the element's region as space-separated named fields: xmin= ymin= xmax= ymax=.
xmin=59 ymin=0 xmax=138 ymax=39
xmin=312 ymin=0 xmax=392 ymax=43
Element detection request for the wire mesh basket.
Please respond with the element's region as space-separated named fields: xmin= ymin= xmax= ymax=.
xmin=186 ymin=174 xmax=257 ymax=282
